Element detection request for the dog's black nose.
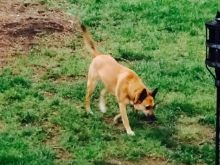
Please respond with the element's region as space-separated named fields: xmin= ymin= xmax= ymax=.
xmin=145 ymin=115 xmax=157 ymax=123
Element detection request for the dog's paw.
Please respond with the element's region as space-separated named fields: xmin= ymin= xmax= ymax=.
xmin=113 ymin=114 xmax=121 ymax=124
xmin=99 ymin=101 xmax=106 ymax=113
xmin=99 ymin=105 xmax=106 ymax=113
xmin=127 ymin=130 xmax=135 ymax=136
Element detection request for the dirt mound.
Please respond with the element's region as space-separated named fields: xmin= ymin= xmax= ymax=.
xmin=0 ymin=0 xmax=77 ymax=67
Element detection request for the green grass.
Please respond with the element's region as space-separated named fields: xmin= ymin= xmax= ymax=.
xmin=0 ymin=0 xmax=219 ymax=164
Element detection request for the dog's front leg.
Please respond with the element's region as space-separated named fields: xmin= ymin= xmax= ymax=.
xmin=119 ymin=103 xmax=135 ymax=136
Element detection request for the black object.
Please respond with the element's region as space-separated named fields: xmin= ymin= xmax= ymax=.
xmin=205 ymin=10 xmax=220 ymax=165
xmin=145 ymin=115 xmax=157 ymax=123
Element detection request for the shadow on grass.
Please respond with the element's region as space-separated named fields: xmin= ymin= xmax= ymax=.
xmin=127 ymin=98 xmax=211 ymax=147
xmin=117 ymin=48 xmax=152 ymax=61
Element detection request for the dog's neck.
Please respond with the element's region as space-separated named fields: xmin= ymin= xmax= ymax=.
xmin=129 ymin=86 xmax=146 ymax=104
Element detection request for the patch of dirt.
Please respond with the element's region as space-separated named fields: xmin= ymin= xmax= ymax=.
xmin=175 ymin=116 xmax=214 ymax=145
xmin=103 ymin=116 xmax=125 ymax=133
xmin=43 ymin=91 xmax=55 ymax=99
xmin=42 ymin=121 xmax=73 ymax=163
xmin=105 ymin=156 xmax=169 ymax=165
xmin=31 ymin=64 xmax=48 ymax=81
xmin=0 ymin=121 xmax=6 ymax=132
xmin=54 ymin=75 xmax=86 ymax=84
xmin=0 ymin=0 xmax=78 ymax=67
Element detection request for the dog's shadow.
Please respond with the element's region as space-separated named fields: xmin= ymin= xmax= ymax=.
xmin=128 ymin=110 xmax=158 ymax=126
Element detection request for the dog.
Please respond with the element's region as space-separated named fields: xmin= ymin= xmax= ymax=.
xmin=81 ymin=24 xmax=158 ymax=136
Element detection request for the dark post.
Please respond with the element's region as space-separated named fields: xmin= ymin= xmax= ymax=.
xmin=205 ymin=11 xmax=220 ymax=165
xmin=216 ymin=69 xmax=220 ymax=165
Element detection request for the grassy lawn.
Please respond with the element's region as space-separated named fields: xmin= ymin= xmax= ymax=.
xmin=0 ymin=0 xmax=219 ymax=164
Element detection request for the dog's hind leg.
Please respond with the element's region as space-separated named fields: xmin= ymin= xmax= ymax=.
xmin=85 ymin=69 xmax=98 ymax=114
xmin=85 ymin=79 xmax=97 ymax=114
xmin=99 ymin=88 xmax=107 ymax=113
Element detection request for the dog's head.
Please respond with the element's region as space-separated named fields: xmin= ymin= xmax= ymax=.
xmin=133 ymin=88 xmax=158 ymax=117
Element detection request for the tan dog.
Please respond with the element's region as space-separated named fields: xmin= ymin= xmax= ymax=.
xmin=81 ymin=25 xmax=158 ymax=136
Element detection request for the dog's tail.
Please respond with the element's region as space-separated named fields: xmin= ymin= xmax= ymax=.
xmin=81 ymin=24 xmax=101 ymax=57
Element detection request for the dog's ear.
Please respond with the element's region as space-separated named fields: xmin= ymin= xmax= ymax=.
xmin=134 ymin=88 xmax=147 ymax=104
xmin=151 ymin=88 xmax=158 ymax=98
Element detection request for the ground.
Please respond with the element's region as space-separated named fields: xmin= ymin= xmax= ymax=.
xmin=0 ymin=0 xmax=218 ymax=164
xmin=0 ymin=0 xmax=76 ymax=67
xmin=0 ymin=0 xmax=78 ymax=164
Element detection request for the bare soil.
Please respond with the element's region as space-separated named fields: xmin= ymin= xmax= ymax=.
xmin=106 ymin=156 xmax=169 ymax=165
xmin=0 ymin=0 xmax=77 ymax=67
xmin=175 ymin=116 xmax=214 ymax=145
xmin=0 ymin=0 xmax=77 ymax=161
xmin=0 ymin=121 xmax=6 ymax=133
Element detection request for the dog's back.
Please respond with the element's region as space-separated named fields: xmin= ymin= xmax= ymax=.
xmin=91 ymin=55 xmax=126 ymax=94
xmin=81 ymin=24 xmax=133 ymax=94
